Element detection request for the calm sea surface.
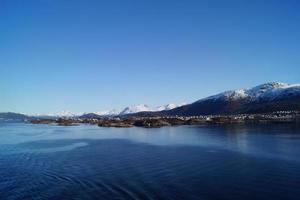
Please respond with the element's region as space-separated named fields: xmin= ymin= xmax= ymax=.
xmin=0 ymin=122 xmax=300 ymax=200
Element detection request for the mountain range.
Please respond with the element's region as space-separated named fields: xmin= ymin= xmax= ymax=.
xmin=0 ymin=103 xmax=186 ymax=121
xmin=161 ymin=82 xmax=300 ymax=116
xmin=1 ymin=82 xmax=299 ymax=120
xmin=33 ymin=103 xmax=186 ymax=118
xmin=118 ymin=103 xmax=187 ymax=115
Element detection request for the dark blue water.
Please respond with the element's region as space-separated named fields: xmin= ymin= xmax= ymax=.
xmin=0 ymin=123 xmax=300 ymax=200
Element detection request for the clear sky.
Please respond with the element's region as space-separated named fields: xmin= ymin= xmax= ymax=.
xmin=1 ymin=0 xmax=300 ymax=114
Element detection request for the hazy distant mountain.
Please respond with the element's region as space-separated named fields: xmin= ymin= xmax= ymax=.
xmin=93 ymin=109 xmax=121 ymax=116
xmin=78 ymin=103 xmax=185 ymax=118
xmin=0 ymin=112 xmax=30 ymax=121
xmin=118 ymin=103 xmax=187 ymax=115
xmin=163 ymin=82 xmax=300 ymax=116
xmin=119 ymin=104 xmax=152 ymax=115
xmin=155 ymin=103 xmax=187 ymax=111
xmin=32 ymin=111 xmax=80 ymax=118
xmin=23 ymin=103 xmax=185 ymax=119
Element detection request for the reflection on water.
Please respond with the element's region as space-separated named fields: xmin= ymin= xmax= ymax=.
xmin=1 ymin=123 xmax=300 ymax=161
xmin=0 ymin=122 xmax=300 ymax=200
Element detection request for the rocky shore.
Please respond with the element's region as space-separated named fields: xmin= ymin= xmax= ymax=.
xmin=30 ymin=111 xmax=300 ymax=128
xmin=31 ymin=118 xmax=79 ymax=126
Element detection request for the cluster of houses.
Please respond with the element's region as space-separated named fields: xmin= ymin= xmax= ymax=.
xmin=31 ymin=110 xmax=300 ymax=127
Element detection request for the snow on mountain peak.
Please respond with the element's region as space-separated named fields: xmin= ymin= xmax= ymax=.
xmin=35 ymin=103 xmax=187 ymax=117
xmin=118 ymin=103 xmax=187 ymax=115
xmin=248 ymin=82 xmax=288 ymax=95
xmin=56 ymin=111 xmax=77 ymax=117
xmin=33 ymin=110 xmax=80 ymax=117
xmin=255 ymin=82 xmax=289 ymax=89
xmin=156 ymin=104 xmax=177 ymax=111
xmin=119 ymin=104 xmax=152 ymax=115
xmin=94 ymin=109 xmax=121 ymax=116
xmin=155 ymin=103 xmax=187 ymax=111
xmin=201 ymin=82 xmax=300 ymax=102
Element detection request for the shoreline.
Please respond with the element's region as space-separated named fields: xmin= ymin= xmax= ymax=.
xmin=30 ymin=112 xmax=300 ymax=128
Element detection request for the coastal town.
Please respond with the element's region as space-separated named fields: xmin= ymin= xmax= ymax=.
xmin=31 ymin=111 xmax=300 ymax=128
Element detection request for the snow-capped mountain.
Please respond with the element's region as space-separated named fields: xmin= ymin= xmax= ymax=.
xmin=34 ymin=111 xmax=80 ymax=118
xmin=93 ymin=109 xmax=121 ymax=116
xmin=119 ymin=104 xmax=152 ymax=115
xmin=52 ymin=111 xmax=79 ymax=117
xmin=28 ymin=82 xmax=300 ymax=118
xmin=29 ymin=103 xmax=186 ymax=118
xmin=3 ymin=82 xmax=299 ymax=119
xmin=163 ymin=82 xmax=300 ymax=116
xmin=155 ymin=103 xmax=187 ymax=111
xmin=202 ymin=82 xmax=300 ymax=102
xmin=118 ymin=103 xmax=187 ymax=115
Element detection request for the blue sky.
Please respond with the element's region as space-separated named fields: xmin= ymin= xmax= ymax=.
xmin=1 ymin=0 xmax=300 ymax=114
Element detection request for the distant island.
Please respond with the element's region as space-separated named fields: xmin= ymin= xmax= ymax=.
xmin=1 ymin=82 xmax=300 ymax=128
